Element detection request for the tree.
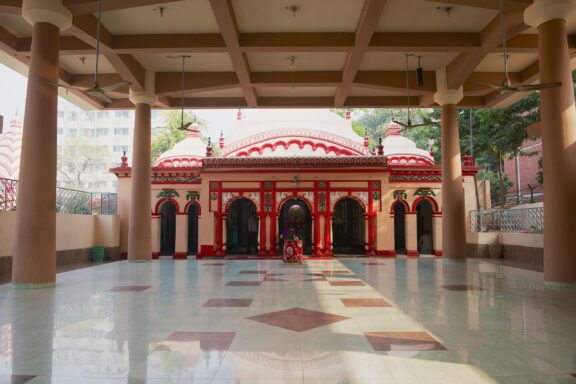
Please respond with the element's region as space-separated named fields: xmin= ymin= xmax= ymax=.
xmin=57 ymin=137 xmax=110 ymax=190
xmin=151 ymin=110 xmax=206 ymax=163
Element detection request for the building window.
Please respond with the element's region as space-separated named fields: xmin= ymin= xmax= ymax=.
xmin=96 ymin=128 xmax=108 ymax=136
xmin=114 ymin=128 xmax=129 ymax=135
xmin=113 ymin=145 xmax=128 ymax=153
xmin=68 ymin=129 xmax=77 ymax=137
xmin=69 ymin=112 xmax=77 ymax=121
xmin=97 ymin=111 xmax=108 ymax=119
xmin=57 ymin=128 xmax=63 ymax=135
xmin=112 ymin=180 xmax=118 ymax=189
xmin=57 ymin=111 xmax=64 ymax=118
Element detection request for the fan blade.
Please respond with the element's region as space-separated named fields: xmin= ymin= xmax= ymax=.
xmin=410 ymin=121 xmax=438 ymax=128
xmin=177 ymin=122 xmax=194 ymax=131
xmin=101 ymin=81 xmax=132 ymax=92
xmin=515 ymin=82 xmax=562 ymax=92
xmin=91 ymin=91 xmax=113 ymax=103
xmin=46 ymin=81 xmax=87 ymax=91
xmin=472 ymin=81 xmax=500 ymax=90
xmin=392 ymin=120 xmax=409 ymax=128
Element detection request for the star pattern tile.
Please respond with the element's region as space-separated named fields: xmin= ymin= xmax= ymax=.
xmin=341 ymin=298 xmax=391 ymax=307
xmin=107 ymin=285 xmax=150 ymax=292
xmin=247 ymin=307 xmax=350 ymax=332
xmin=364 ymin=332 xmax=446 ymax=352
xmin=203 ymin=299 xmax=253 ymax=307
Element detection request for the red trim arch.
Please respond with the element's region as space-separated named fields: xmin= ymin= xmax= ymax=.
xmin=387 ymin=155 xmax=434 ymax=167
xmin=276 ymin=194 xmax=313 ymax=215
xmin=154 ymin=197 xmax=180 ymax=214
xmin=332 ymin=195 xmax=367 ymax=212
xmin=224 ymin=195 xmax=258 ymax=213
xmin=184 ymin=200 xmax=201 ymax=216
xmin=390 ymin=199 xmax=411 ymax=214
xmin=235 ymin=139 xmax=359 ymax=157
xmin=411 ymin=196 xmax=440 ymax=213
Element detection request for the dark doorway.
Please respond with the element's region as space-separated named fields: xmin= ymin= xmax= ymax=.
xmin=332 ymin=198 xmax=365 ymax=255
xmin=187 ymin=203 xmax=199 ymax=256
xmin=416 ymin=199 xmax=434 ymax=254
xmin=279 ymin=199 xmax=312 ymax=255
xmin=160 ymin=200 xmax=177 ymax=256
xmin=226 ymin=198 xmax=258 ymax=255
xmin=394 ymin=202 xmax=407 ymax=254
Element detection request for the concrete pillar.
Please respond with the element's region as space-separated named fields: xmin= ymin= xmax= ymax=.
xmin=406 ymin=213 xmax=418 ymax=256
xmin=525 ymin=0 xmax=576 ymax=286
xmin=434 ymin=69 xmax=466 ymax=260
xmin=12 ymin=1 xmax=72 ymax=287
xmin=127 ymin=72 xmax=157 ymax=262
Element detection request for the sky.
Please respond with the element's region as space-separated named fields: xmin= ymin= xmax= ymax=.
xmin=0 ymin=63 xmax=239 ymax=138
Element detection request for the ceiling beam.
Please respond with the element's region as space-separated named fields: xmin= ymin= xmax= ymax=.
xmin=0 ymin=25 xmax=18 ymax=55
xmin=0 ymin=0 xmax=20 ymax=14
xmin=240 ymin=32 xmax=354 ymax=52
xmin=62 ymin=0 xmax=185 ymax=16
xmin=155 ymin=72 xmax=239 ymax=95
xmin=209 ymin=0 xmax=258 ymax=107
xmin=68 ymin=14 xmax=146 ymax=90
xmin=334 ymin=0 xmax=388 ymax=107
xmin=112 ymin=33 xmax=225 ymax=54
xmin=446 ymin=10 xmax=529 ymax=89
xmin=369 ymin=32 xmax=481 ymax=52
xmin=354 ymin=71 xmax=437 ymax=94
xmin=422 ymin=0 xmax=532 ymax=12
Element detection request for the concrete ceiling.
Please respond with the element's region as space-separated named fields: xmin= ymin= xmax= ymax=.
xmin=0 ymin=0 xmax=574 ymax=110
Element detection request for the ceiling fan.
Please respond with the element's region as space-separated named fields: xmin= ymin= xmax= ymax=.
xmin=55 ymin=0 xmax=130 ymax=103
xmin=473 ymin=0 xmax=561 ymax=95
xmin=169 ymin=55 xmax=196 ymax=131
xmin=393 ymin=53 xmax=438 ymax=130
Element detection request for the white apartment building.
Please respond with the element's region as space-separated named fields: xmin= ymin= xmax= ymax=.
xmin=57 ymin=100 xmax=164 ymax=193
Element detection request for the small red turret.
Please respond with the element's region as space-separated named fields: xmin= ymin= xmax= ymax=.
xmin=345 ymin=109 xmax=351 ymax=120
xmin=237 ymin=109 xmax=243 ymax=120
xmin=120 ymin=151 xmax=129 ymax=168
xmin=206 ymin=137 xmax=213 ymax=157
xmin=377 ymin=137 xmax=384 ymax=156
xmin=219 ymin=130 xmax=225 ymax=150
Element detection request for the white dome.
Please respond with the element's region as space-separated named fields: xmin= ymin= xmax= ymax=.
xmin=0 ymin=115 xmax=23 ymax=179
xmin=382 ymin=122 xmax=434 ymax=166
xmin=154 ymin=123 xmax=205 ymax=168
xmin=223 ymin=109 xmax=368 ymax=157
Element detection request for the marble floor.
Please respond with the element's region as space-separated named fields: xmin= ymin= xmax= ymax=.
xmin=1 ymin=257 xmax=576 ymax=383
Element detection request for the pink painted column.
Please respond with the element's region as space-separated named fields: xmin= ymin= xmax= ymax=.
xmin=434 ymin=69 xmax=466 ymax=260
xmin=127 ymin=73 xmax=157 ymax=261
xmin=525 ymin=1 xmax=576 ymax=285
xmin=12 ymin=1 xmax=72 ymax=287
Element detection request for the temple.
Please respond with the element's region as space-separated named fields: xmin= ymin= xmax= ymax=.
xmin=112 ymin=109 xmax=486 ymax=259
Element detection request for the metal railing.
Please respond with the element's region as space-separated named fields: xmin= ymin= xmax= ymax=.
xmin=470 ymin=207 xmax=544 ymax=233
xmin=1 ymin=177 xmax=117 ymax=215
xmin=492 ymin=184 xmax=543 ymax=208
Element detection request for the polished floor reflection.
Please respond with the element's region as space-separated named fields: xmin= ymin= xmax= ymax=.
xmin=1 ymin=258 xmax=576 ymax=383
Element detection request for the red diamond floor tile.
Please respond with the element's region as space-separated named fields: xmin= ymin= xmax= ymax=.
xmin=263 ymin=276 xmax=287 ymax=282
xmin=165 ymin=332 xmax=236 ymax=351
xmin=364 ymin=332 xmax=446 ymax=352
xmin=203 ymin=299 xmax=253 ymax=307
xmin=322 ymin=270 xmax=353 ymax=275
xmin=108 ymin=285 xmax=150 ymax=292
xmin=239 ymin=270 xmax=268 ymax=274
xmin=341 ymin=298 xmax=391 ymax=307
xmin=247 ymin=307 xmax=350 ymax=332
xmin=442 ymin=285 xmax=484 ymax=291
xmin=329 ymin=281 xmax=366 ymax=286
xmin=226 ymin=281 xmax=262 ymax=286
xmin=0 ymin=375 xmax=36 ymax=384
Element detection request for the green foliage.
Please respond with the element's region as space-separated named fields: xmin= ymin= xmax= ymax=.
xmin=151 ymin=110 xmax=206 ymax=163
xmin=536 ymin=156 xmax=543 ymax=185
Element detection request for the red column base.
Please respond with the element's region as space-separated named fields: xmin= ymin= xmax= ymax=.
xmin=376 ymin=250 xmax=396 ymax=257
xmin=433 ymin=250 xmax=443 ymax=257
xmin=173 ymin=252 xmax=187 ymax=260
xmin=198 ymin=245 xmax=216 ymax=259
xmin=406 ymin=250 xmax=420 ymax=257
xmin=121 ymin=252 xmax=128 ymax=260
xmin=152 ymin=252 xmax=160 ymax=259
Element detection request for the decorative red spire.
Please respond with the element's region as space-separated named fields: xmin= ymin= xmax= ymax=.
xmin=237 ymin=108 xmax=243 ymax=120
xmin=463 ymin=155 xmax=475 ymax=166
xmin=206 ymin=137 xmax=213 ymax=157
xmin=363 ymin=129 xmax=369 ymax=149
xmin=120 ymin=151 xmax=129 ymax=168
xmin=377 ymin=137 xmax=384 ymax=156
xmin=345 ymin=109 xmax=351 ymax=120
xmin=219 ymin=130 xmax=225 ymax=150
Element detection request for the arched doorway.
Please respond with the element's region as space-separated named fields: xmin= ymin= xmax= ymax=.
xmin=279 ymin=198 xmax=312 ymax=255
xmin=394 ymin=202 xmax=407 ymax=254
xmin=160 ymin=200 xmax=177 ymax=256
xmin=332 ymin=198 xmax=365 ymax=255
xmin=187 ymin=203 xmax=199 ymax=256
xmin=416 ymin=199 xmax=434 ymax=254
xmin=226 ymin=198 xmax=258 ymax=255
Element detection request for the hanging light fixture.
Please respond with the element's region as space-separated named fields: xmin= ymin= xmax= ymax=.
xmin=416 ymin=56 xmax=424 ymax=87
